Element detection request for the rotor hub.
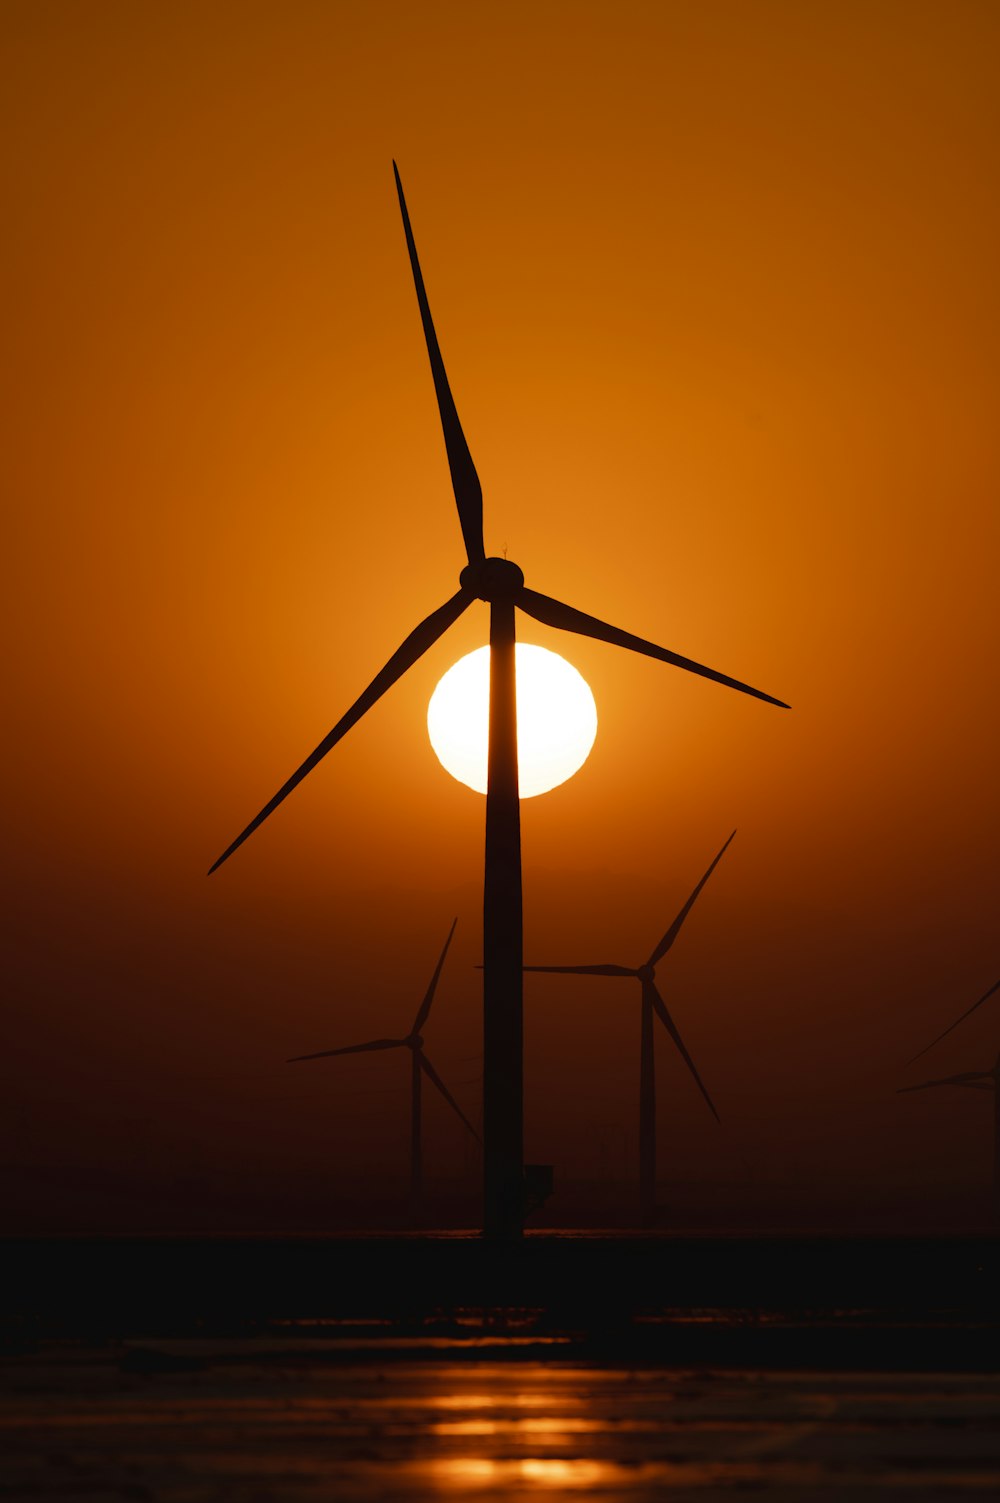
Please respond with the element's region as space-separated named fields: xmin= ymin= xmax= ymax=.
xmin=637 ymin=964 xmax=655 ymax=982
xmin=460 ymin=556 xmax=524 ymax=602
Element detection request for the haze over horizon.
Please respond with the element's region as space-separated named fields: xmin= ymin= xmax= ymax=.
xmin=3 ymin=1 xmax=998 ymax=1234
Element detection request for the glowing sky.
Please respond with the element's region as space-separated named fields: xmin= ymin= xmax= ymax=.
xmin=3 ymin=1 xmax=999 ymax=1231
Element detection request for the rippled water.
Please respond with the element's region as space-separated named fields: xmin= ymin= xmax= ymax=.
xmin=4 ymin=1345 xmax=1000 ymax=1499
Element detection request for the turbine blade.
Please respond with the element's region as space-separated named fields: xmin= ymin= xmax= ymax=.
xmin=517 ymin=589 xmax=789 ymax=709
xmin=287 ymin=1038 xmax=407 ymax=1063
xmin=394 ymin=163 xmax=485 ymax=567
xmin=419 ymin=1053 xmax=480 ymax=1141
xmin=647 ymin=831 xmax=736 ymax=969
xmin=647 ymin=979 xmax=720 ymax=1122
xmin=898 ymin=1070 xmax=993 ymax=1093
xmin=411 ymin=917 xmax=458 ymax=1035
xmin=908 ymin=978 xmax=1000 ymax=1064
xmin=209 ymin=588 xmax=472 ymax=873
xmin=523 ymin=964 xmax=635 ymax=977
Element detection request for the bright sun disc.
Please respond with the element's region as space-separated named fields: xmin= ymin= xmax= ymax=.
xmin=427 ymin=644 xmax=597 ymax=798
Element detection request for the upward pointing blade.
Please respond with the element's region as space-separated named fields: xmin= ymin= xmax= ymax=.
xmin=208 ymin=588 xmax=472 ymax=874
xmin=411 ymin=917 xmax=459 ymax=1036
xmin=647 ymin=978 xmax=720 ymax=1123
xmin=647 ymin=831 xmax=736 ymax=969
xmin=419 ymin=1053 xmax=480 ymax=1141
xmin=908 ymin=978 xmax=1000 ymax=1064
xmin=518 ymin=589 xmax=789 ymax=708
xmin=287 ymin=1038 xmax=407 ymax=1063
xmin=393 ymin=163 xmax=485 ymax=568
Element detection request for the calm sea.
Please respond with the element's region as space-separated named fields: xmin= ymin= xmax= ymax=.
xmin=4 ymin=1337 xmax=1000 ymax=1499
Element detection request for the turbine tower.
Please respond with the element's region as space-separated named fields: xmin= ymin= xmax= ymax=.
xmin=524 ymin=831 xmax=732 ymax=1227
xmin=288 ymin=919 xmax=477 ymax=1224
xmin=209 ymin=166 xmax=788 ymax=1239
xmin=899 ymin=1051 xmax=1000 ymax=1226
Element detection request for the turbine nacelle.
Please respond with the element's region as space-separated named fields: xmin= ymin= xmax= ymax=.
xmin=460 ymin=556 xmax=525 ymax=601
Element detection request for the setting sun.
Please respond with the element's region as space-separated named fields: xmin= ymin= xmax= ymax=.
xmin=427 ymin=644 xmax=597 ymax=798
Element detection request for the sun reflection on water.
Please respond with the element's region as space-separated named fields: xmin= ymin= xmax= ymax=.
xmin=430 ymin=1455 xmax=615 ymax=1490
xmin=432 ymin=1416 xmax=598 ymax=1436
xmin=6 ymin=1350 xmax=999 ymax=1500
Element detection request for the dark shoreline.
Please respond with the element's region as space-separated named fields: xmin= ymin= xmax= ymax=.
xmin=3 ymin=1233 xmax=997 ymax=1370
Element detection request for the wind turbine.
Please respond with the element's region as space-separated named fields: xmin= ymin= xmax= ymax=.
xmin=523 ymin=830 xmax=733 ymax=1227
xmin=909 ymin=978 xmax=1000 ymax=1063
xmin=288 ymin=918 xmax=477 ymax=1224
xmin=209 ymin=165 xmax=788 ymax=1239
xmin=898 ymin=1051 xmax=1000 ymax=1226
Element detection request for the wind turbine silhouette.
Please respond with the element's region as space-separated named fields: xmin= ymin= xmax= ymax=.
xmin=899 ymin=1051 xmax=1000 ymax=1226
xmin=909 ymin=978 xmax=1000 ymax=1063
xmin=523 ymin=831 xmax=732 ymax=1228
xmin=288 ymin=918 xmax=477 ymax=1224
xmin=209 ymin=164 xmax=788 ymax=1239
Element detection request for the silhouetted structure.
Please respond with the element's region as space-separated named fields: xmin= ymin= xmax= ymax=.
xmin=288 ymin=919 xmax=477 ymax=1225
xmin=524 ymin=833 xmax=732 ymax=1227
xmin=899 ymin=1052 xmax=1000 ymax=1226
xmin=209 ymin=165 xmax=787 ymax=1240
xmin=910 ymin=978 xmax=1000 ymax=1063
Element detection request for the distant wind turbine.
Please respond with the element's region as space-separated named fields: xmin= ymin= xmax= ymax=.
xmin=209 ymin=165 xmax=788 ymax=1239
xmin=909 ymin=978 xmax=1000 ymax=1063
xmin=523 ymin=831 xmax=733 ymax=1228
xmin=898 ymin=1051 xmax=1000 ymax=1225
xmin=288 ymin=918 xmax=477 ymax=1224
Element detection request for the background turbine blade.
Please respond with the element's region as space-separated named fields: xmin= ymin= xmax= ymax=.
xmin=647 ymin=831 xmax=736 ymax=969
xmin=411 ymin=917 xmax=458 ymax=1035
xmin=393 ymin=163 xmax=485 ymax=567
xmin=419 ymin=1053 xmax=480 ymax=1140
xmin=647 ymin=979 xmax=720 ymax=1122
xmin=898 ymin=1070 xmax=993 ymax=1092
xmin=523 ymin=964 xmax=635 ymax=976
xmin=287 ymin=1038 xmax=407 ymax=1063
xmin=518 ymin=588 xmax=789 ymax=708
xmin=908 ymin=978 xmax=1000 ymax=1063
xmin=208 ymin=588 xmax=471 ymax=873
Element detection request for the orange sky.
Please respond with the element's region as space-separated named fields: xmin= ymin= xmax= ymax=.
xmin=3 ymin=0 xmax=999 ymax=1231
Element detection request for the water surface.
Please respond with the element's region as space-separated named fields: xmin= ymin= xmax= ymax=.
xmin=5 ymin=1345 xmax=1000 ymax=1499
